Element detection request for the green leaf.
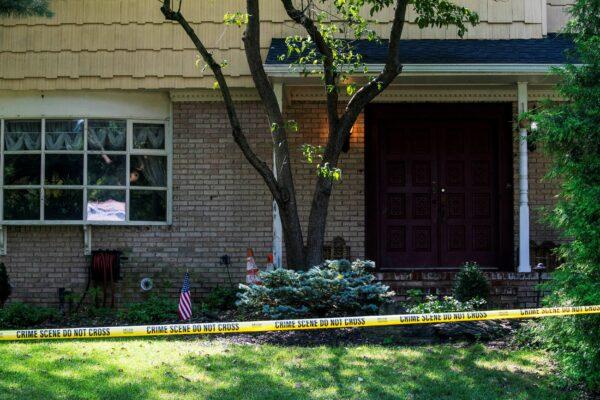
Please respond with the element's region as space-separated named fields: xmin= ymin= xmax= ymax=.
xmin=346 ymin=83 xmax=357 ymax=96
xmin=285 ymin=120 xmax=299 ymax=132
xmin=223 ymin=12 xmax=249 ymax=27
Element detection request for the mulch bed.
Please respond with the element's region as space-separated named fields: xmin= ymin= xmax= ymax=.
xmin=213 ymin=320 xmax=519 ymax=347
xmin=14 ymin=309 xmax=520 ymax=347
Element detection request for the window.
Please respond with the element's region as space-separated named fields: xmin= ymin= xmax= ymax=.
xmin=0 ymin=118 xmax=170 ymax=224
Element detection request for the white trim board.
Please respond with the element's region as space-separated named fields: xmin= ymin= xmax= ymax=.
xmin=263 ymin=63 xmax=568 ymax=77
xmin=0 ymin=91 xmax=170 ymax=120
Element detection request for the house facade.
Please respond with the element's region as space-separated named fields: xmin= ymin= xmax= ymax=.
xmin=0 ymin=0 xmax=574 ymax=308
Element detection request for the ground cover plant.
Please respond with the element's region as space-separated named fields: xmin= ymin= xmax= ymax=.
xmin=118 ymin=295 xmax=180 ymax=324
xmin=407 ymin=295 xmax=486 ymax=314
xmin=0 ymin=302 xmax=59 ymax=329
xmin=0 ymin=338 xmax=580 ymax=400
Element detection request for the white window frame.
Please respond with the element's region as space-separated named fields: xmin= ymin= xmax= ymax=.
xmin=0 ymin=117 xmax=172 ymax=226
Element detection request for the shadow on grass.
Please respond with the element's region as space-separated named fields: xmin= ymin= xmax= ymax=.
xmin=0 ymin=346 xmax=151 ymax=400
xmin=0 ymin=340 xmax=573 ymax=400
xmin=180 ymin=344 xmax=568 ymax=400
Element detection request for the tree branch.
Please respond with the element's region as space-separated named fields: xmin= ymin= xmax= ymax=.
xmin=243 ymin=0 xmax=293 ymax=194
xmin=243 ymin=0 xmax=285 ymax=127
xmin=340 ymin=0 xmax=409 ymax=140
xmin=280 ymin=0 xmax=339 ymax=128
xmin=160 ymin=0 xmax=282 ymax=202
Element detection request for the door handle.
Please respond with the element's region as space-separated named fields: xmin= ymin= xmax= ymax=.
xmin=439 ymin=188 xmax=447 ymax=221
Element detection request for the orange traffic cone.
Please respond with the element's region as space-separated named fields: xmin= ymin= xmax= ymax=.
xmin=265 ymin=253 xmax=274 ymax=272
xmin=246 ymin=248 xmax=261 ymax=284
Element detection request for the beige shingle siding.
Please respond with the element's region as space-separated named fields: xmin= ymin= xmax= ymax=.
xmin=547 ymin=0 xmax=574 ymax=33
xmin=1 ymin=0 xmax=556 ymax=90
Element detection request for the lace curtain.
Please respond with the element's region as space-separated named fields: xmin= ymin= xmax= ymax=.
xmin=88 ymin=121 xmax=126 ymax=151
xmin=143 ymin=157 xmax=166 ymax=187
xmin=133 ymin=125 xmax=164 ymax=149
xmin=4 ymin=121 xmax=41 ymax=151
xmin=131 ymin=155 xmax=166 ymax=187
xmin=45 ymin=120 xmax=84 ymax=151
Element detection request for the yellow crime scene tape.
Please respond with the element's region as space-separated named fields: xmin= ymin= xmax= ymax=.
xmin=1 ymin=305 xmax=599 ymax=342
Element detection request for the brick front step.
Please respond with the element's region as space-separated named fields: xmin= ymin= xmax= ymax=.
xmin=377 ymin=270 xmax=550 ymax=309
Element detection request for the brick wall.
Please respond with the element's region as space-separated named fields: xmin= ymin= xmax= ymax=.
xmin=1 ymin=100 xmax=562 ymax=308
xmin=2 ymin=101 xmax=274 ymax=306
xmin=284 ymin=102 xmax=366 ymax=259
xmin=378 ymin=270 xmax=550 ymax=309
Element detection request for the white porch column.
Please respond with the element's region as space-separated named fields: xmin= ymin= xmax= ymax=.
xmin=517 ymin=82 xmax=531 ymax=273
xmin=272 ymin=82 xmax=284 ymax=268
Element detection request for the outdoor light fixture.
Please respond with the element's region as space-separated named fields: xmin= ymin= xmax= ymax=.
xmin=534 ymin=263 xmax=547 ymax=307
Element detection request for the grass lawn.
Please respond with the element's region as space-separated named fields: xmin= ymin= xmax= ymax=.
xmin=0 ymin=338 xmax=574 ymax=400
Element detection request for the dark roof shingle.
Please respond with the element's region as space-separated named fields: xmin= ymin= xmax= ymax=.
xmin=265 ymin=34 xmax=575 ymax=65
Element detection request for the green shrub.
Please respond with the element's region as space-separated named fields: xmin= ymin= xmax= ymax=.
xmin=512 ymin=320 xmax=546 ymax=350
xmin=202 ymin=286 xmax=239 ymax=312
xmin=407 ymin=295 xmax=486 ymax=314
xmin=405 ymin=288 xmax=425 ymax=307
xmin=0 ymin=302 xmax=59 ymax=328
xmin=236 ymin=259 xmax=394 ymax=319
xmin=453 ymin=262 xmax=490 ymax=302
xmin=0 ymin=263 xmax=10 ymax=307
xmin=526 ymin=0 xmax=600 ymax=390
xmin=119 ymin=295 xmax=179 ymax=324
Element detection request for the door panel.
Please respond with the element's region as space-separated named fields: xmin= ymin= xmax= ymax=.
xmin=439 ymin=122 xmax=499 ymax=266
xmin=379 ymin=121 xmax=438 ymax=267
xmin=366 ymin=104 xmax=513 ymax=270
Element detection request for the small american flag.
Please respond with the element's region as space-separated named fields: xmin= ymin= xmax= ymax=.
xmin=178 ymin=272 xmax=192 ymax=321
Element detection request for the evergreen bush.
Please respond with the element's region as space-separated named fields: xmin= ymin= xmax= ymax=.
xmin=0 ymin=0 xmax=52 ymax=17
xmin=236 ymin=259 xmax=394 ymax=319
xmin=0 ymin=263 xmax=11 ymax=308
xmin=453 ymin=262 xmax=490 ymax=303
xmin=528 ymin=0 xmax=600 ymax=390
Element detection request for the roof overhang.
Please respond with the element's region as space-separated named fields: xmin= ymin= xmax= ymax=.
xmin=264 ymin=63 xmax=564 ymax=77
xmin=263 ymin=63 xmax=572 ymax=86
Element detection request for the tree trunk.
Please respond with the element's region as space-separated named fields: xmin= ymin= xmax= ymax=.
xmin=304 ymin=108 xmax=346 ymax=268
xmin=279 ymin=201 xmax=306 ymax=269
xmin=305 ymin=176 xmax=333 ymax=267
xmin=162 ymin=0 xmax=413 ymax=272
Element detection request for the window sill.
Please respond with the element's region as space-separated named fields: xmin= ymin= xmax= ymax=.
xmin=0 ymin=220 xmax=171 ymax=226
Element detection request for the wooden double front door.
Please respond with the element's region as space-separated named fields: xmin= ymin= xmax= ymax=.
xmin=366 ymin=104 xmax=513 ymax=269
